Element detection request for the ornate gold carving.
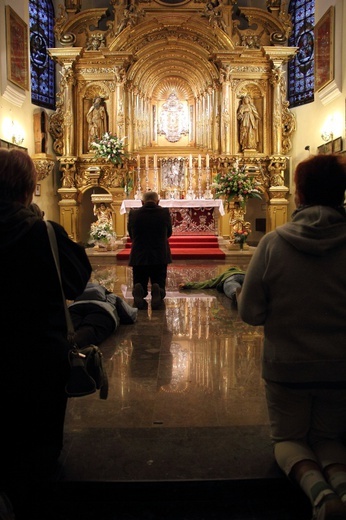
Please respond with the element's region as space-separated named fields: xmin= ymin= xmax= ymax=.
xmin=60 ymin=162 xmax=76 ymax=188
xmin=268 ymin=155 xmax=286 ymax=187
xmin=32 ymin=155 xmax=55 ymax=182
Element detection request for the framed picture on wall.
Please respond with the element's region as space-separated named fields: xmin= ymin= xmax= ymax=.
xmin=5 ymin=6 xmax=29 ymax=91
xmin=314 ymin=6 xmax=335 ymax=92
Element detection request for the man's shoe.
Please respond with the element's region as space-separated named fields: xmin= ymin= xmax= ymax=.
xmin=151 ymin=283 xmax=162 ymax=310
xmin=133 ymin=283 xmax=146 ymax=309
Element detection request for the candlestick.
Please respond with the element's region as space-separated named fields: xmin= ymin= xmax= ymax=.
xmin=137 ymin=154 xmax=140 ymax=167
xmin=145 ymin=155 xmax=149 ymax=168
xmin=206 ymin=154 xmax=209 ymax=168
xmin=154 ymin=154 xmax=157 ymax=168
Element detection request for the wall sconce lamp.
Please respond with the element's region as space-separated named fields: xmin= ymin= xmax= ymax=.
xmin=321 ymin=130 xmax=334 ymax=153
xmin=11 ymin=121 xmax=24 ymax=146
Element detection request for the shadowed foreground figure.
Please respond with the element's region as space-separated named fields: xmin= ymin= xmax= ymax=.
xmin=238 ymin=154 xmax=346 ymax=520
xmin=0 ymin=149 xmax=92 ymax=519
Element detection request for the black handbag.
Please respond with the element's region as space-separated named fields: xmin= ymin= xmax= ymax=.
xmin=46 ymin=221 xmax=108 ymax=399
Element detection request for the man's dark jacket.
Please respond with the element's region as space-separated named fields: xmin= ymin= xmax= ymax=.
xmin=127 ymin=201 xmax=172 ymax=265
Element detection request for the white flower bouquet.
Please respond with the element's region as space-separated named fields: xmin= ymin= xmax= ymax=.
xmin=90 ymin=132 xmax=128 ymax=165
xmin=89 ymin=221 xmax=117 ymax=248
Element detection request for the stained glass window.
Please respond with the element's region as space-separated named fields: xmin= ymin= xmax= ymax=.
xmin=288 ymin=0 xmax=315 ymax=108
xmin=29 ymin=0 xmax=55 ymax=109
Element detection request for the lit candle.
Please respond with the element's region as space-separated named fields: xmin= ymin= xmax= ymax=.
xmin=189 ymin=154 xmax=192 ymax=168
xmin=198 ymin=154 xmax=201 ymax=168
xmin=206 ymin=154 xmax=209 ymax=168
xmin=154 ymin=154 xmax=157 ymax=168
xmin=137 ymin=154 xmax=140 ymax=167
xmin=145 ymin=155 xmax=149 ymax=168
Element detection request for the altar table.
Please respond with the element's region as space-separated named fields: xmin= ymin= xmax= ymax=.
xmin=120 ymin=199 xmax=225 ymax=235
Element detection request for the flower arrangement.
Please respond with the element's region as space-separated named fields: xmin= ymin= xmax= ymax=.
xmin=88 ymin=221 xmax=117 ymax=248
xmin=212 ymin=164 xmax=262 ymax=211
xmin=233 ymin=229 xmax=250 ymax=249
xmin=90 ymin=132 xmax=128 ymax=165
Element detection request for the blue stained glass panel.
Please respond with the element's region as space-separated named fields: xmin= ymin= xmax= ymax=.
xmin=29 ymin=0 xmax=55 ymax=109
xmin=288 ymin=0 xmax=315 ymax=108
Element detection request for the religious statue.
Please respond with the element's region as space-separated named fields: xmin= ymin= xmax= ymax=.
xmin=237 ymin=94 xmax=260 ymax=150
xmin=61 ymin=163 xmax=75 ymax=188
xmin=87 ymin=97 xmax=108 ymax=150
xmin=202 ymin=0 xmax=227 ymax=32
xmin=230 ymin=205 xmax=251 ymax=248
xmin=93 ymin=203 xmax=113 ymax=226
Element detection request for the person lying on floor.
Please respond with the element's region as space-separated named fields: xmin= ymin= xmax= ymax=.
xmin=179 ymin=266 xmax=245 ymax=306
xmin=68 ymin=282 xmax=138 ymax=347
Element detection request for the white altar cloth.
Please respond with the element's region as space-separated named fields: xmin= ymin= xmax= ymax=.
xmin=120 ymin=199 xmax=225 ymax=216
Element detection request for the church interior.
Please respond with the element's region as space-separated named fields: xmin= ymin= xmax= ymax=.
xmin=1 ymin=0 xmax=346 ymax=518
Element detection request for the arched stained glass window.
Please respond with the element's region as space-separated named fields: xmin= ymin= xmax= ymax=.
xmin=288 ymin=0 xmax=315 ymax=108
xmin=29 ymin=0 xmax=55 ymax=109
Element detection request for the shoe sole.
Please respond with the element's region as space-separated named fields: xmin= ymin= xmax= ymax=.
xmin=133 ymin=284 xmax=146 ymax=309
xmin=151 ymin=283 xmax=162 ymax=310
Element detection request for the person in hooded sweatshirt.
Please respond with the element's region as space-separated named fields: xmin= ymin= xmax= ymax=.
xmin=238 ymin=154 xmax=346 ymax=520
xmin=0 ymin=149 xmax=92 ymax=519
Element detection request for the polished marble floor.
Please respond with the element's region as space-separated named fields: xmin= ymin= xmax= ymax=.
xmin=53 ymin=259 xmax=311 ymax=519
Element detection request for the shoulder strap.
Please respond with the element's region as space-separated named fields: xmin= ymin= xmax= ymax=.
xmin=46 ymin=221 xmax=75 ymax=342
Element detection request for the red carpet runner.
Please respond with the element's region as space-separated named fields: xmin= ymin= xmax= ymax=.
xmin=116 ymin=235 xmax=226 ymax=260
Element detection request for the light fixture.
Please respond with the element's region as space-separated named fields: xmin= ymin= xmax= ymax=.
xmin=321 ymin=130 xmax=333 ymax=143
xmin=11 ymin=121 xmax=24 ymax=146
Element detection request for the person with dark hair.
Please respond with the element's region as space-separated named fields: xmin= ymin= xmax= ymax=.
xmin=238 ymin=154 xmax=346 ymax=520
xmin=128 ymin=191 xmax=172 ymax=310
xmin=0 ymin=149 xmax=92 ymax=519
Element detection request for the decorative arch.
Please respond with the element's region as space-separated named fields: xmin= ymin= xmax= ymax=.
xmin=48 ymin=1 xmax=297 ymax=242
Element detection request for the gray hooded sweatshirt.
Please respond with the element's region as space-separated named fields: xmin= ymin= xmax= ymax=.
xmin=238 ymin=205 xmax=346 ymax=384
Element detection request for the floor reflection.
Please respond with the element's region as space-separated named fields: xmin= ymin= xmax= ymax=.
xmin=63 ymin=261 xmax=270 ymax=482
xmin=70 ymin=262 xmax=266 ymax=424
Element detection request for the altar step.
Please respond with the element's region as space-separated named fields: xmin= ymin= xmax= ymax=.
xmin=116 ymin=235 xmax=226 ymax=260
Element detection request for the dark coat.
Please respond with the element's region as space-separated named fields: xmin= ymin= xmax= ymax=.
xmin=0 ymin=201 xmax=92 ymax=485
xmin=127 ymin=202 xmax=173 ymax=266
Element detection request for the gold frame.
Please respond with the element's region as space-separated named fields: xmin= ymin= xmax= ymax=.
xmin=5 ymin=6 xmax=29 ymax=91
xmin=314 ymin=6 xmax=335 ymax=92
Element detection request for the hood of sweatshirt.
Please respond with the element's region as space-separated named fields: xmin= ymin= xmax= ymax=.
xmin=0 ymin=200 xmax=41 ymax=249
xmin=276 ymin=205 xmax=346 ymax=256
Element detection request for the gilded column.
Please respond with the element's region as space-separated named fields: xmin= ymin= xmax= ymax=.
xmin=212 ymin=82 xmax=220 ymax=153
xmin=114 ymin=66 xmax=127 ymax=140
xmin=207 ymin=86 xmax=213 ymax=151
xmin=262 ymin=47 xmax=298 ymax=232
xmin=126 ymin=84 xmax=134 ymax=153
xmin=270 ymin=64 xmax=283 ymax=155
xmin=48 ymin=47 xmax=83 ymax=241
xmin=221 ymin=80 xmax=231 ymax=155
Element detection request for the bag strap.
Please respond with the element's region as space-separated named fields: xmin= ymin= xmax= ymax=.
xmin=46 ymin=221 xmax=75 ymax=343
